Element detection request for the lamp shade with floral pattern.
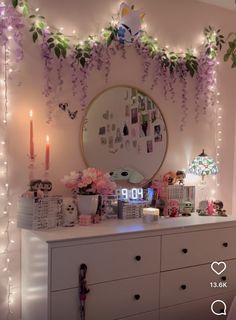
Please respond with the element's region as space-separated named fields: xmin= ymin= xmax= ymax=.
xmin=188 ymin=149 xmax=218 ymax=181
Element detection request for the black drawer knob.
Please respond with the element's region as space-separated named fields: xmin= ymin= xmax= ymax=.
xmin=135 ymin=255 xmax=141 ymax=261
xmin=221 ymin=276 xmax=227 ymax=281
xmin=181 ymin=285 xmax=187 ymax=290
xmin=134 ymin=294 xmax=140 ymax=300
xmin=182 ymin=248 xmax=188 ymax=254
xmin=223 ymin=242 xmax=228 ymax=247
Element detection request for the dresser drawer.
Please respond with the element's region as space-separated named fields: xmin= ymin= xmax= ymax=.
xmin=51 ymin=236 xmax=160 ymax=291
xmin=51 ymin=274 xmax=159 ymax=320
xmin=160 ymin=291 xmax=236 ymax=320
xmin=161 ymin=227 xmax=236 ymax=270
xmin=160 ymin=259 xmax=236 ymax=308
xmin=117 ymin=310 xmax=159 ymax=320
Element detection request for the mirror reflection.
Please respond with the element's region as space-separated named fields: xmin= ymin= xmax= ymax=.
xmin=81 ymin=86 xmax=168 ymax=185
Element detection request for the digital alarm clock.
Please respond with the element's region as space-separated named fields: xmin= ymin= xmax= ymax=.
xmin=117 ymin=188 xmax=154 ymax=203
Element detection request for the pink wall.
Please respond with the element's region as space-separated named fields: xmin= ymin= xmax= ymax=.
xmin=10 ymin=0 xmax=236 ymax=207
xmin=2 ymin=0 xmax=236 ymax=317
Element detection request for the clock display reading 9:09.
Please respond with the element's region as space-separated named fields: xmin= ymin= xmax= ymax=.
xmin=121 ymin=188 xmax=144 ymax=200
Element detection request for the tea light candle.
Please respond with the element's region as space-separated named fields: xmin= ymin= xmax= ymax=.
xmin=142 ymin=207 xmax=159 ymax=223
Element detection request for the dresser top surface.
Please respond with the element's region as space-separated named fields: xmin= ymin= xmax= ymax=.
xmin=25 ymin=213 xmax=236 ymax=243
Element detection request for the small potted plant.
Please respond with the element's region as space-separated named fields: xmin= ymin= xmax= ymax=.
xmin=62 ymin=168 xmax=116 ymax=215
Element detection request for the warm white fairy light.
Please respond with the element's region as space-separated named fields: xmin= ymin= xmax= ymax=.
xmin=0 ymin=43 xmax=15 ymax=319
xmin=214 ymin=71 xmax=222 ymax=190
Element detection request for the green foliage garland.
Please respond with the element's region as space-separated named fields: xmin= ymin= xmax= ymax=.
xmin=11 ymin=0 xmax=225 ymax=77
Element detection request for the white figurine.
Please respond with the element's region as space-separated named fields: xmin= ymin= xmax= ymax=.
xmin=117 ymin=2 xmax=145 ymax=44
xmin=62 ymin=198 xmax=78 ymax=227
xmin=109 ymin=167 xmax=144 ymax=184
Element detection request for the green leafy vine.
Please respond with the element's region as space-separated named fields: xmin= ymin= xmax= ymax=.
xmin=224 ymin=32 xmax=236 ymax=67
xmin=11 ymin=0 xmax=225 ymax=74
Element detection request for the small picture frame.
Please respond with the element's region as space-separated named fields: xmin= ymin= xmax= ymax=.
xmin=140 ymin=113 xmax=149 ymax=137
xmin=147 ymin=140 xmax=153 ymax=153
xmin=138 ymin=93 xmax=146 ymax=111
xmin=99 ymin=126 xmax=106 ymax=135
xmin=154 ymin=125 xmax=162 ymax=142
xmin=151 ymin=110 xmax=157 ymax=123
xmin=131 ymin=108 xmax=138 ymax=124
xmin=147 ymin=98 xmax=153 ymax=110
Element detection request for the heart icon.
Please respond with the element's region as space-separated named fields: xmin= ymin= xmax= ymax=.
xmin=211 ymin=261 xmax=227 ymax=275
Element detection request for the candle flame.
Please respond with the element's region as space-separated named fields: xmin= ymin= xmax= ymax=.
xmin=29 ymin=110 xmax=33 ymax=118
xmin=46 ymin=135 xmax=49 ymax=143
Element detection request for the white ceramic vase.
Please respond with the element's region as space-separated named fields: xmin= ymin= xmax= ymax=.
xmin=77 ymin=194 xmax=99 ymax=215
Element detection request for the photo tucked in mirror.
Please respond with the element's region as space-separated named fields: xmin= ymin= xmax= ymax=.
xmin=81 ymin=86 xmax=168 ymax=185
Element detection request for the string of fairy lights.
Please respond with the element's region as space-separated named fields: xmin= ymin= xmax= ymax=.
xmin=0 ymin=39 xmax=15 ymax=320
xmin=211 ymin=60 xmax=222 ymax=200
xmin=0 ymin=2 xmax=225 ymax=319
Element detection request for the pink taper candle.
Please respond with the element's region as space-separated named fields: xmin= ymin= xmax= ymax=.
xmin=29 ymin=110 xmax=34 ymax=160
xmin=45 ymin=135 xmax=50 ymax=171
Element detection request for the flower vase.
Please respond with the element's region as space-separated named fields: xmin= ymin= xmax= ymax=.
xmin=76 ymin=194 xmax=99 ymax=215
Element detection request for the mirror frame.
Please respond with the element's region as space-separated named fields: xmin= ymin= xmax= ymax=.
xmin=80 ymin=85 xmax=169 ymax=186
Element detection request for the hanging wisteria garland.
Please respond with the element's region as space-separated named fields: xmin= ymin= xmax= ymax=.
xmin=6 ymin=1 xmax=226 ymax=127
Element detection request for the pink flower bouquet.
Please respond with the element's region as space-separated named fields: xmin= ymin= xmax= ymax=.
xmin=62 ymin=168 xmax=117 ymax=195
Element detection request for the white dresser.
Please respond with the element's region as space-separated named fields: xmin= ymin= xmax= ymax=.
xmin=21 ymin=215 xmax=236 ymax=320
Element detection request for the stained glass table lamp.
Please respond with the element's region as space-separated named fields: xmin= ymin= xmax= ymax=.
xmin=188 ymin=149 xmax=218 ymax=182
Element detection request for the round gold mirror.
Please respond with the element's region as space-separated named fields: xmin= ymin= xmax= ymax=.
xmin=81 ymin=86 xmax=168 ymax=185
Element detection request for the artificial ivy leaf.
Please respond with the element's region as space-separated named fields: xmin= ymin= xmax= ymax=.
xmin=54 ymin=47 xmax=61 ymax=58
xmin=189 ymin=68 xmax=194 ymax=77
xmin=84 ymin=52 xmax=90 ymax=59
xmin=48 ymin=43 xmax=55 ymax=49
xmin=22 ymin=4 xmax=29 ymax=17
xmin=29 ymin=15 xmax=36 ymax=18
xmin=57 ymin=43 xmax=65 ymax=50
xmin=107 ymin=33 xmax=114 ymax=46
xmin=37 ymin=28 xmax=43 ymax=36
xmin=29 ymin=26 xmax=35 ymax=32
xmin=61 ymin=48 xmax=67 ymax=58
xmin=12 ymin=0 xmax=18 ymax=8
xmin=232 ymin=60 xmax=236 ymax=68
xmin=38 ymin=21 xmax=46 ymax=29
xmin=226 ymin=50 xmax=234 ymax=60
xmin=47 ymin=38 xmax=54 ymax=43
xmin=80 ymin=57 xmax=86 ymax=67
xmin=32 ymin=32 xmax=38 ymax=43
